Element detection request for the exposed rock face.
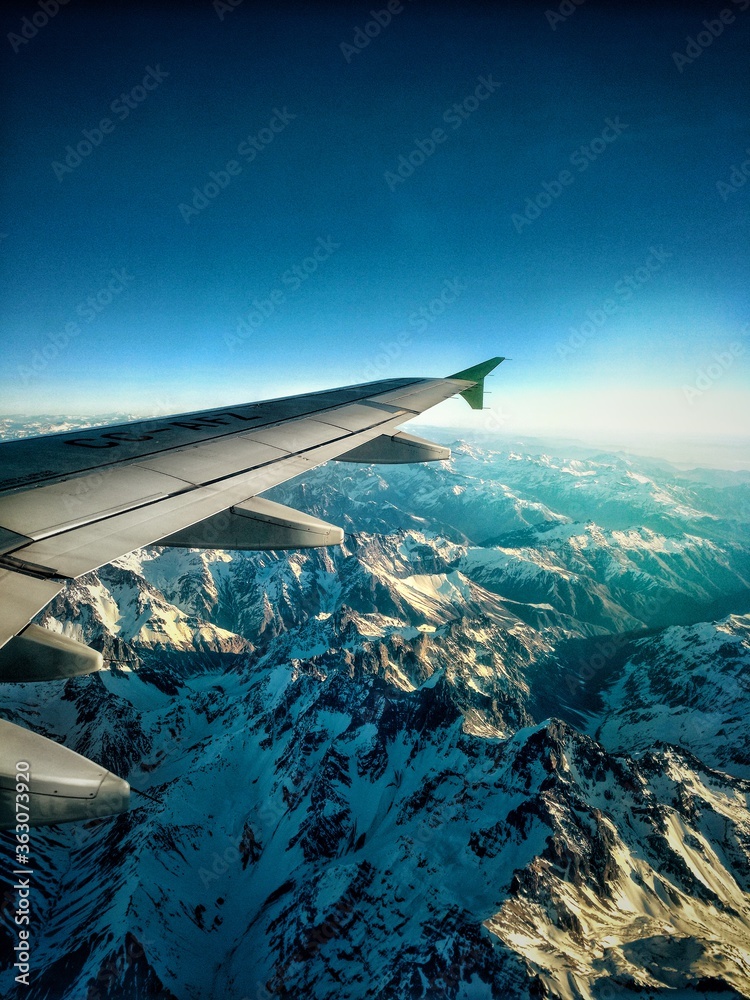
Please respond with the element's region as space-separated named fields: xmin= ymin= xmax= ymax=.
xmin=1 ymin=439 xmax=749 ymax=999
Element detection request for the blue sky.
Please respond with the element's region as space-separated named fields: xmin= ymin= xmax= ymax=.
xmin=1 ymin=1 xmax=748 ymax=451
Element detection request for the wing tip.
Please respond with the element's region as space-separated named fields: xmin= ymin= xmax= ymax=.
xmin=448 ymin=356 xmax=507 ymax=410
xmin=448 ymin=356 xmax=506 ymax=382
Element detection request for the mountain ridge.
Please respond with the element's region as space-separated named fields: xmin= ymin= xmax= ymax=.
xmin=1 ymin=437 xmax=749 ymax=999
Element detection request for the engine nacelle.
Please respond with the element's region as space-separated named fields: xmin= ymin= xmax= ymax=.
xmin=0 ymin=720 xmax=130 ymax=829
xmin=0 ymin=625 xmax=103 ymax=683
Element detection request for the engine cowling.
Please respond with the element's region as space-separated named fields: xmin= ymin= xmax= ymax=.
xmin=0 ymin=720 xmax=130 ymax=829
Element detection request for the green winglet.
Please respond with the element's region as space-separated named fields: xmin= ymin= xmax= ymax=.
xmin=448 ymin=356 xmax=506 ymax=410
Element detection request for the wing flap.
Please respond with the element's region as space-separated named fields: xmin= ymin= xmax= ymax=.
xmin=0 ymin=360 xmax=505 ymax=654
xmin=0 ymin=570 xmax=64 ymax=649
xmin=4 ymin=456 xmax=313 ymax=580
xmin=0 ymin=357 xmax=506 ymax=828
xmin=0 ymin=378 xmax=419 ymax=496
xmin=0 ymin=414 xmax=409 ymax=584
xmin=0 ymin=465 xmax=192 ymax=539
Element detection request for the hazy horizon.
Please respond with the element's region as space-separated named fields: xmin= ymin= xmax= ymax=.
xmin=2 ymin=407 xmax=748 ymax=472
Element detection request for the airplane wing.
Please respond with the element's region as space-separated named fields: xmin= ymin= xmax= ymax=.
xmin=0 ymin=357 xmax=504 ymax=827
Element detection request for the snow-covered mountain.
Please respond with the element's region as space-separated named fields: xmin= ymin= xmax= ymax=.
xmin=1 ymin=436 xmax=749 ymax=999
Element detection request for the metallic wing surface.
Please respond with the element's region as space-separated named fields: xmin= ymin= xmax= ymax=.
xmin=0 ymin=357 xmax=504 ymax=826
